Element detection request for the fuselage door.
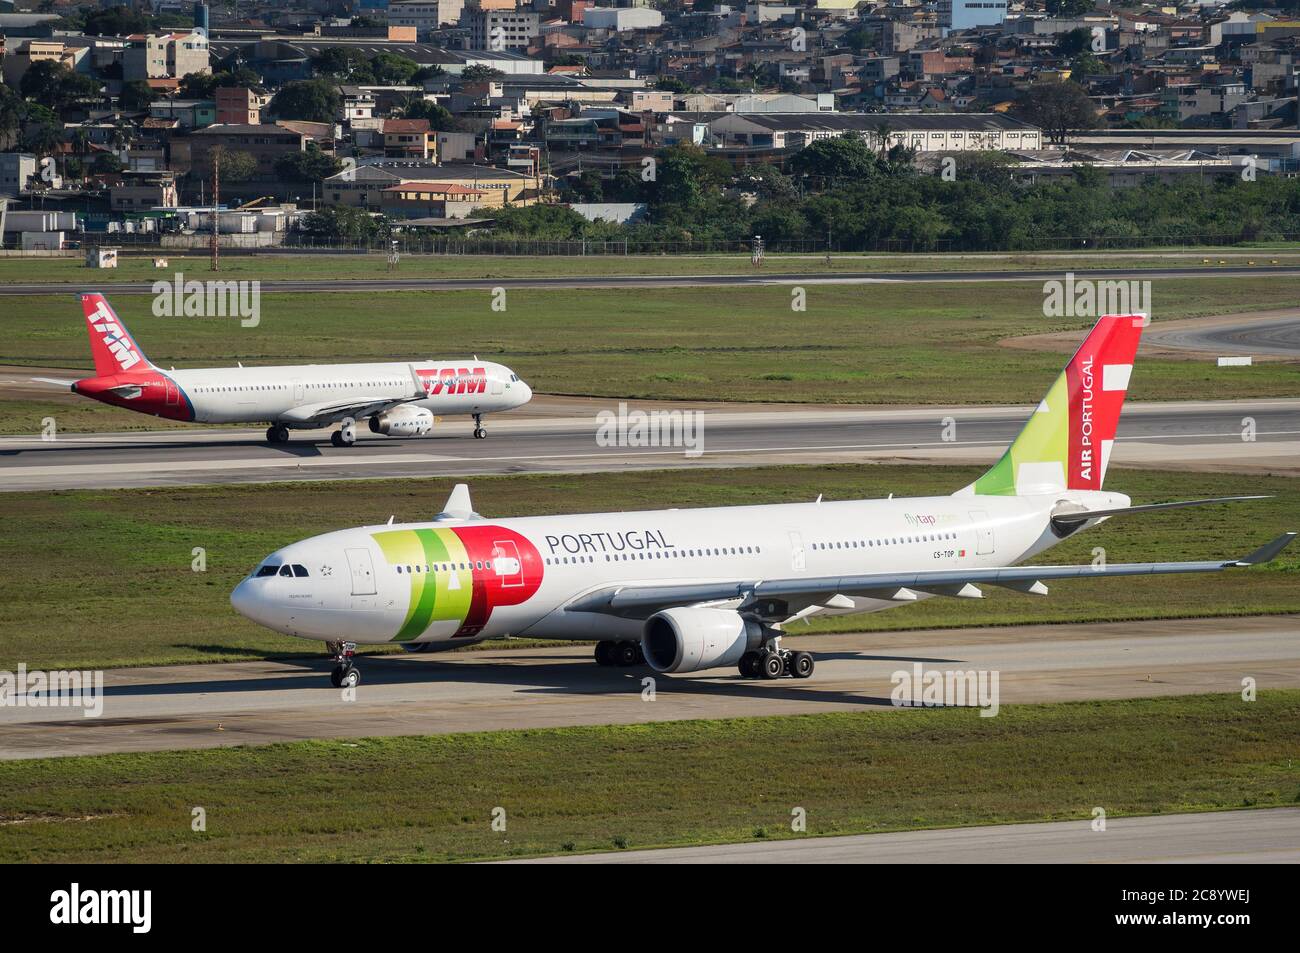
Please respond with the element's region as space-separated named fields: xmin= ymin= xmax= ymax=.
xmin=968 ymin=511 xmax=995 ymax=556
xmin=490 ymin=376 xmax=504 ymax=396
xmin=293 ymin=378 xmax=304 ymax=403
xmin=491 ymin=539 xmax=524 ymax=587
xmin=345 ymin=547 xmax=377 ymax=595
xmin=789 ymin=531 xmax=806 ymax=572
xmin=164 ymin=378 xmax=179 ymax=406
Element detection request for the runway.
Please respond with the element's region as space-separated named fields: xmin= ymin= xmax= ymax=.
xmin=3 ymin=264 xmax=1300 ymax=295
xmin=501 ymin=807 xmax=1300 ymax=864
xmin=2 ymin=615 xmax=1296 ymax=760
xmin=0 ymin=398 xmax=1295 ymax=491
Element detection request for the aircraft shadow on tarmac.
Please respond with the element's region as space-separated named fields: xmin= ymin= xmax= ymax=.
xmin=0 ymin=430 xmax=516 ymax=459
xmin=94 ymin=648 xmax=967 ymax=710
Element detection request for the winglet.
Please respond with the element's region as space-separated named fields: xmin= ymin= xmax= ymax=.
xmin=435 ymin=483 xmax=479 ymax=521
xmin=1229 ymin=532 xmax=1296 ymax=567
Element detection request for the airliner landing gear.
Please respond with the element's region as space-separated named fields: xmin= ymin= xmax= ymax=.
xmin=738 ymin=645 xmax=814 ymax=680
xmin=327 ymin=640 xmax=360 ymax=688
xmin=266 ymin=425 xmax=289 ymax=444
xmin=330 ymin=423 xmax=356 ymax=448
xmin=473 ymin=413 xmax=487 ymax=439
xmin=594 ymin=640 xmax=644 ymax=667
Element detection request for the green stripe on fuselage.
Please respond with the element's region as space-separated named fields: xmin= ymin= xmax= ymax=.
xmin=373 ymin=528 xmax=473 ymax=642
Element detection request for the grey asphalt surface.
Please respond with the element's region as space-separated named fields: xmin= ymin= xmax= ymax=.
xmin=4 ymin=264 xmax=1300 ymax=295
xmin=500 ymin=807 xmax=1300 ymax=864
xmin=3 ymin=615 xmax=1296 ymax=760
xmin=1146 ymin=313 xmax=1300 ymax=359
xmin=0 ymin=399 xmax=1295 ymax=491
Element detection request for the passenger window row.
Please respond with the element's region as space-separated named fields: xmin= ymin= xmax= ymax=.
xmin=545 ymin=545 xmax=762 ymax=566
xmin=814 ymin=532 xmax=958 ymax=551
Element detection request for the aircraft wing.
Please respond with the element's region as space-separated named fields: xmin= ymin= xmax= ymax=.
xmin=565 ymin=533 xmax=1296 ymax=623
xmin=278 ymin=395 xmax=422 ymax=427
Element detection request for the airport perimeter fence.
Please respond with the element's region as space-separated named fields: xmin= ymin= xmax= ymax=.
xmin=25 ymin=231 xmax=1300 ymax=257
xmin=276 ymin=232 xmax=1300 ymax=256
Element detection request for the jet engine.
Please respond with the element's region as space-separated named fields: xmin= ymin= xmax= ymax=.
xmin=641 ymin=607 xmax=764 ymax=674
xmin=369 ymin=405 xmax=434 ymax=437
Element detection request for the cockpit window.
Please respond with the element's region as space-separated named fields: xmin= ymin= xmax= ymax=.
xmin=256 ymin=564 xmax=279 ymax=577
xmin=292 ymin=564 xmax=309 ymax=578
xmin=279 ymin=565 xmax=293 ymax=577
xmin=510 ymin=374 xmax=518 ymax=382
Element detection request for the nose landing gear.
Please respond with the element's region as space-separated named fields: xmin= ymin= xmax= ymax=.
xmin=473 ymin=413 xmax=487 ymax=439
xmin=326 ymin=640 xmax=360 ymax=688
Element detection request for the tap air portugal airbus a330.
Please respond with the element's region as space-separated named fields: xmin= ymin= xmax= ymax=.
xmin=38 ymin=293 xmax=532 ymax=445
xmin=231 ymin=314 xmax=1294 ymax=688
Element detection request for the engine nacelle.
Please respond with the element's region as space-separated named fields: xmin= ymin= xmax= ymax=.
xmin=641 ymin=607 xmax=763 ymax=674
xmin=369 ymin=405 xmax=434 ymax=437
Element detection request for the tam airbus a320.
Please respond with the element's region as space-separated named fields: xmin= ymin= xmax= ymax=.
xmin=37 ymin=293 xmax=532 ymax=446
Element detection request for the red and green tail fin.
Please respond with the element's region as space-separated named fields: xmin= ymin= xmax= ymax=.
xmin=965 ymin=314 xmax=1145 ymax=497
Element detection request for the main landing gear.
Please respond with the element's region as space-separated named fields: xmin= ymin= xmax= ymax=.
xmin=594 ymin=640 xmax=644 ymax=667
xmin=327 ymin=640 xmax=360 ymax=688
xmin=472 ymin=413 xmax=487 ymax=440
xmin=266 ymin=424 xmax=290 ymax=444
xmin=738 ymin=639 xmax=814 ymax=680
xmin=330 ymin=421 xmax=357 ymax=447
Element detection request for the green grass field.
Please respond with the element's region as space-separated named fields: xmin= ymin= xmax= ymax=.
xmin=5 ymin=249 xmax=1300 ymax=284
xmin=1 ymin=692 xmax=1296 ymax=862
xmin=1 ymin=279 xmax=1297 ymax=434
xmin=0 ymin=465 xmax=1294 ymax=671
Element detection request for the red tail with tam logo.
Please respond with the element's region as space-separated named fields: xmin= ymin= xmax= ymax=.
xmin=81 ymin=293 xmax=151 ymax=377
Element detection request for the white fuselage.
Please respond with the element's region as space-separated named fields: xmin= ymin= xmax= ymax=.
xmin=231 ymin=488 xmax=1127 ymax=647
xmin=169 ymin=360 xmax=530 ymax=426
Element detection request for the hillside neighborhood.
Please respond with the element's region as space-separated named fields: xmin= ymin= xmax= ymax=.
xmin=3 ymin=0 xmax=1300 ymax=251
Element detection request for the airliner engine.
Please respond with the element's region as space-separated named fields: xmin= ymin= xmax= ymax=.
xmin=641 ymin=606 xmax=763 ymax=674
xmin=369 ymin=405 xmax=435 ymax=437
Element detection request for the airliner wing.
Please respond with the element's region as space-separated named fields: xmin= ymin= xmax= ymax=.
xmin=566 ymin=533 xmax=1296 ymax=622
xmin=279 ymin=396 xmax=421 ymax=427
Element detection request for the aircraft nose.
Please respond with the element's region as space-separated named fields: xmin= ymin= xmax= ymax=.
xmin=516 ymin=380 xmax=533 ymax=405
xmin=230 ymin=577 xmax=278 ymax=629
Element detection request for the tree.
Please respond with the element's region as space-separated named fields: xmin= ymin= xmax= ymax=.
xmin=412 ymin=65 xmax=447 ymax=84
xmin=1055 ymin=27 xmax=1092 ymax=58
xmin=268 ymin=79 xmax=340 ymax=124
xmin=311 ymin=47 xmax=369 ymax=78
xmin=842 ymin=27 xmax=873 ymax=52
xmin=210 ymin=146 xmax=257 ymax=182
xmin=461 ymin=65 xmax=505 ymax=82
xmin=403 ymin=98 xmax=457 ymax=130
xmin=82 ymin=5 xmax=149 ymax=35
xmin=1010 ymin=80 xmax=1100 ymax=144
xmin=369 ymin=52 xmax=420 ymax=85
xmin=1046 ymin=0 xmax=1094 ymax=14
xmin=274 ymin=142 xmax=342 ymax=183
xmin=654 ymin=76 xmax=692 ymax=94
xmin=0 ymin=84 xmax=22 ymax=147
xmin=300 ymin=205 xmax=384 ymax=241
xmin=21 ymin=61 xmax=100 ymax=111
xmin=789 ymin=134 xmax=880 ymax=183
xmin=92 ymin=152 xmax=125 ymax=174
xmin=20 ymin=121 xmax=61 ymax=159
xmin=180 ymin=68 xmax=261 ymax=98
xmin=119 ymin=80 xmax=154 ymax=112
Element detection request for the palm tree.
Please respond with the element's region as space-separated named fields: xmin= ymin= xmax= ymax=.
xmin=873 ymin=120 xmax=895 ymax=160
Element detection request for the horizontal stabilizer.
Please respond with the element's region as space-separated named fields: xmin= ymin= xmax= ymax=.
xmin=1233 ymin=532 xmax=1297 ymax=566
xmin=31 ymin=377 xmax=79 ymax=388
xmin=1052 ymin=495 xmax=1271 ymax=530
